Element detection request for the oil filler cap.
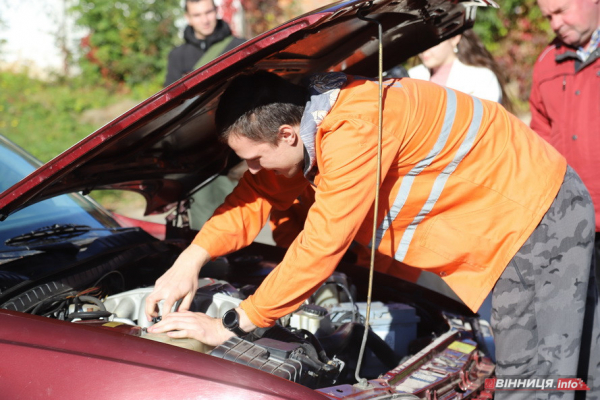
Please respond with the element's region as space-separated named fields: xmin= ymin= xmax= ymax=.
xmin=300 ymin=304 xmax=328 ymax=317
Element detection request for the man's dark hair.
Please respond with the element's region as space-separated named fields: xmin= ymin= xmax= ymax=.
xmin=185 ymin=0 xmax=216 ymax=12
xmin=215 ymin=70 xmax=308 ymax=145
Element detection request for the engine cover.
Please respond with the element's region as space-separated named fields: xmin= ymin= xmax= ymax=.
xmin=210 ymin=335 xmax=342 ymax=389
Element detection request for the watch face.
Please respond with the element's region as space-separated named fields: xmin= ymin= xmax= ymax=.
xmin=223 ymin=309 xmax=237 ymax=328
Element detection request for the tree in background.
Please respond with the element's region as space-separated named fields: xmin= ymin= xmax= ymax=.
xmin=70 ymin=0 xmax=182 ymax=88
xmin=240 ymin=0 xmax=551 ymax=114
xmin=474 ymin=0 xmax=551 ymax=111
xmin=15 ymin=0 xmax=550 ymax=112
xmin=241 ymin=0 xmax=301 ymax=38
xmin=220 ymin=0 xmax=245 ymax=37
xmin=69 ymin=0 xmax=301 ymax=88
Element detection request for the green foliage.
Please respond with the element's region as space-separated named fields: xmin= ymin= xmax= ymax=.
xmin=474 ymin=1 xmax=553 ymax=111
xmin=0 ymin=71 xmax=137 ymax=162
xmin=0 ymin=70 xmax=159 ymax=206
xmin=70 ymin=0 xmax=182 ymax=87
xmin=242 ymin=0 xmax=301 ymax=37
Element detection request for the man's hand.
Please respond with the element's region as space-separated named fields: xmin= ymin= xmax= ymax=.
xmin=147 ymin=307 xmax=258 ymax=347
xmin=147 ymin=311 xmax=234 ymax=347
xmin=144 ymin=244 xmax=211 ymax=322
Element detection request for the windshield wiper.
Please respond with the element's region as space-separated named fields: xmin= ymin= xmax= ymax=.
xmin=4 ymin=224 xmax=134 ymax=247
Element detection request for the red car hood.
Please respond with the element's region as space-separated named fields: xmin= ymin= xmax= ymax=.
xmin=0 ymin=309 xmax=328 ymax=400
xmin=0 ymin=0 xmax=496 ymax=219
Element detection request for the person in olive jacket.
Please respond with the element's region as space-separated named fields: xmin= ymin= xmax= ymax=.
xmin=164 ymin=0 xmax=245 ymax=87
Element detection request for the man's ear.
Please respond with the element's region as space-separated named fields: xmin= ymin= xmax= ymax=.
xmin=277 ymin=124 xmax=298 ymax=145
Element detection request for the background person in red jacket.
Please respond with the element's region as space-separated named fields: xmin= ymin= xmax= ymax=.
xmin=531 ymin=0 xmax=600 ymax=287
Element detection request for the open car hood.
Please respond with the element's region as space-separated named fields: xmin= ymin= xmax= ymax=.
xmin=0 ymin=0 xmax=497 ymax=219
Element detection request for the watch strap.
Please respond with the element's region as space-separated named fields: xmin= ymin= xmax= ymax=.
xmin=230 ymin=325 xmax=248 ymax=337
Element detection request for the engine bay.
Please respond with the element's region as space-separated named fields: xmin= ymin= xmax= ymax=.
xmin=102 ymin=271 xmax=427 ymax=386
xmin=11 ymin=242 xmax=495 ymax=399
xmin=0 ymin=232 xmax=495 ymax=398
xmin=31 ymin=270 xmax=420 ymax=385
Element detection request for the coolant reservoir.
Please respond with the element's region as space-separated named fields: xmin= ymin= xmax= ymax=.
xmin=312 ymin=272 xmax=352 ymax=307
xmin=289 ymin=304 xmax=333 ymax=335
xmin=141 ymin=332 xmax=214 ymax=354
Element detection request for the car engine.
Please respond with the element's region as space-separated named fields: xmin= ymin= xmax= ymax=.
xmin=54 ymin=271 xmax=424 ymax=388
xmin=2 ymin=245 xmax=495 ymax=398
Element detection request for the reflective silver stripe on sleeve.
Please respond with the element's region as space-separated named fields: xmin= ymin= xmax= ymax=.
xmin=394 ymin=95 xmax=483 ymax=261
xmin=371 ymin=87 xmax=458 ymax=250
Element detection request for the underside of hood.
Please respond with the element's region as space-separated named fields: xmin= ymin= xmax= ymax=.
xmin=0 ymin=0 xmax=496 ymax=219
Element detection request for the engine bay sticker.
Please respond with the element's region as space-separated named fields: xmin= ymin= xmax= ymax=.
xmin=412 ymin=371 xmax=440 ymax=383
xmin=447 ymin=341 xmax=476 ymax=354
xmin=395 ymin=377 xmax=431 ymax=392
xmin=394 ymin=370 xmax=443 ymax=392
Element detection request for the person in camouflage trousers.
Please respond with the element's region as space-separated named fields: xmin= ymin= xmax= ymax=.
xmin=146 ymin=72 xmax=597 ymax=396
xmin=493 ymin=166 xmax=599 ymax=400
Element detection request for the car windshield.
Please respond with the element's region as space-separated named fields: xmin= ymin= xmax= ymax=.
xmin=0 ymin=140 xmax=120 ymax=253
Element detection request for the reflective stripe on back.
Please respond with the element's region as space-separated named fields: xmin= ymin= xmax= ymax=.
xmin=371 ymin=87 xmax=458 ymax=250
xmin=394 ymin=94 xmax=483 ymax=261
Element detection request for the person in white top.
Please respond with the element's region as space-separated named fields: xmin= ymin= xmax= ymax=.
xmin=409 ymin=30 xmax=513 ymax=112
xmin=409 ymin=30 xmax=512 ymax=322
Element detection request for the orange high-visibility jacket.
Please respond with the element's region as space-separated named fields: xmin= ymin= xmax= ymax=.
xmin=193 ymin=76 xmax=566 ymax=327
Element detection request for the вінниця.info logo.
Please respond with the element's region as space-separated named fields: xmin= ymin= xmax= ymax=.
xmin=485 ymin=377 xmax=590 ymax=391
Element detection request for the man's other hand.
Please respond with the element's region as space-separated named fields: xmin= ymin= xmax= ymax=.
xmin=144 ymin=244 xmax=211 ymax=322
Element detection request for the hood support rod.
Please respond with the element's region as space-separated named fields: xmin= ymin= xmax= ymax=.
xmin=355 ymin=3 xmax=384 ymax=388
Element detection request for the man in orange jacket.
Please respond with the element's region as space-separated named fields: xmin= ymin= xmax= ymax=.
xmin=146 ymin=71 xmax=599 ymax=395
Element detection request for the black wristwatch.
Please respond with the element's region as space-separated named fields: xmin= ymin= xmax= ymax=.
xmin=222 ymin=308 xmax=249 ymax=337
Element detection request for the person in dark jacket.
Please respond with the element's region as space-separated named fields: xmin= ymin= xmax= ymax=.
xmin=164 ymin=0 xmax=245 ymax=87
